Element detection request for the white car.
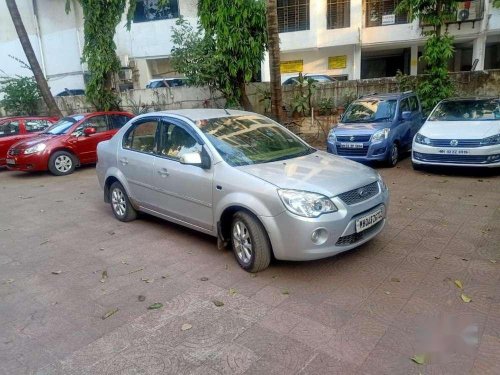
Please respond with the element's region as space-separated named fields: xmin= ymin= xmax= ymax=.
xmin=412 ymin=98 xmax=500 ymax=168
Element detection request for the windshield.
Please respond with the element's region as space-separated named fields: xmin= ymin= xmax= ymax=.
xmin=197 ymin=115 xmax=314 ymax=166
xmin=44 ymin=115 xmax=84 ymax=135
xmin=343 ymin=99 xmax=397 ymax=123
xmin=429 ymin=99 xmax=500 ymax=121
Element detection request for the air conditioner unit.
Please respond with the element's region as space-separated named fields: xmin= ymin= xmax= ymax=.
xmin=457 ymin=1 xmax=477 ymax=22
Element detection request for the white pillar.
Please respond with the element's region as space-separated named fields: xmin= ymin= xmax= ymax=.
xmin=261 ymin=51 xmax=271 ymax=82
xmin=352 ymin=44 xmax=362 ymax=80
xmin=410 ymin=45 xmax=418 ymax=75
xmin=472 ymin=35 xmax=486 ymax=71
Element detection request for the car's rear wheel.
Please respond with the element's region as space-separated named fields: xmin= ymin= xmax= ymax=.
xmin=110 ymin=181 xmax=137 ymax=222
xmin=387 ymin=143 xmax=399 ymax=167
xmin=231 ymin=211 xmax=271 ymax=273
xmin=48 ymin=151 xmax=76 ymax=176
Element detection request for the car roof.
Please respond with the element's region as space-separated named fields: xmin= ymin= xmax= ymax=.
xmin=149 ymin=78 xmax=186 ymax=82
xmin=440 ymin=97 xmax=499 ymax=102
xmin=357 ymin=92 xmax=415 ymax=101
xmin=67 ymin=111 xmax=133 ymax=118
xmin=138 ymin=109 xmax=254 ymax=122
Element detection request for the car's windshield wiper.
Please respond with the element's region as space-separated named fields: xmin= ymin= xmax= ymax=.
xmin=373 ymin=117 xmax=392 ymax=122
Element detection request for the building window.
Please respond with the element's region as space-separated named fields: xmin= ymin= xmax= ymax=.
xmin=327 ymin=0 xmax=351 ymax=29
xmin=365 ymin=0 xmax=408 ymax=27
xmin=277 ymin=0 xmax=310 ymax=33
xmin=133 ymin=0 xmax=179 ymax=23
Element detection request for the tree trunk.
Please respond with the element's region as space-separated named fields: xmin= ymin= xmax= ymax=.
xmin=238 ymin=79 xmax=254 ymax=111
xmin=6 ymin=0 xmax=62 ymax=117
xmin=266 ymin=0 xmax=284 ymax=123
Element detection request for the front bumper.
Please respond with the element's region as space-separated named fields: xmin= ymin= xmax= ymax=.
xmin=5 ymin=152 xmax=49 ymax=172
xmin=326 ymin=139 xmax=389 ymax=162
xmin=260 ymin=186 xmax=389 ymax=261
xmin=412 ymin=143 xmax=500 ymax=168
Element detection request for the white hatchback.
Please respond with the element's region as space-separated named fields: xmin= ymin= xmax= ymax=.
xmin=412 ymin=98 xmax=500 ymax=168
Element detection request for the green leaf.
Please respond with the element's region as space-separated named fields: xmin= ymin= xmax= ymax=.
xmin=410 ymin=354 xmax=426 ymax=365
xmin=461 ymin=294 xmax=472 ymax=303
xmin=229 ymin=288 xmax=237 ymax=296
xmin=147 ymin=302 xmax=163 ymax=310
xmin=454 ymin=280 xmax=463 ymax=289
xmin=102 ymin=308 xmax=119 ymax=320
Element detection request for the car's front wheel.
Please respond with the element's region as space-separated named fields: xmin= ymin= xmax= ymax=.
xmin=48 ymin=151 xmax=76 ymax=176
xmin=109 ymin=181 xmax=137 ymax=222
xmin=231 ymin=211 xmax=271 ymax=272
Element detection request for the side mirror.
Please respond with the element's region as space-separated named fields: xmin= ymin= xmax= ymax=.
xmin=401 ymin=111 xmax=412 ymax=121
xmin=83 ymin=127 xmax=96 ymax=136
xmin=179 ymin=152 xmax=202 ymax=166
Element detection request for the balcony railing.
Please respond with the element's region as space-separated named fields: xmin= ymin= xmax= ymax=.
xmin=420 ymin=1 xmax=484 ymax=29
xmin=365 ymin=0 xmax=408 ymax=27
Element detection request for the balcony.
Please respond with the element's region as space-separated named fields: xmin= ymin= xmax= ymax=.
xmin=420 ymin=0 xmax=485 ymax=30
xmin=365 ymin=0 xmax=408 ymax=27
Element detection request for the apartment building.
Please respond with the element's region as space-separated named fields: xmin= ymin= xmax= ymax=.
xmin=1 ymin=0 xmax=499 ymax=94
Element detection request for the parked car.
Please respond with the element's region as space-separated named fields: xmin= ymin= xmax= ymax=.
xmin=146 ymin=78 xmax=188 ymax=89
xmin=97 ymin=109 xmax=389 ymax=272
xmin=6 ymin=111 xmax=134 ymax=176
xmin=55 ymin=89 xmax=85 ymax=96
xmin=327 ymin=92 xmax=424 ymax=167
xmin=0 ymin=116 xmax=58 ymax=167
xmin=412 ymin=97 xmax=500 ymax=169
xmin=282 ymin=74 xmax=335 ymax=86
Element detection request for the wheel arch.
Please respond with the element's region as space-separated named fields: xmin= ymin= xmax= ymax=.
xmin=49 ymin=147 xmax=80 ymax=167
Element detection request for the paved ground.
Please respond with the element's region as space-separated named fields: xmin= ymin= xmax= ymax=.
xmin=0 ymin=159 xmax=499 ymax=375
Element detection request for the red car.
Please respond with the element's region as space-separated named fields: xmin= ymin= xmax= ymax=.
xmin=0 ymin=116 xmax=58 ymax=167
xmin=6 ymin=111 xmax=134 ymax=176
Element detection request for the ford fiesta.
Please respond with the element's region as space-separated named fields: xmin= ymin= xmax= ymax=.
xmin=412 ymin=98 xmax=500 ymax=168
xmin=97 ymin=109 xmax=389 ymax=272
xmin=7 ymin=111 xmax=133 ymax=175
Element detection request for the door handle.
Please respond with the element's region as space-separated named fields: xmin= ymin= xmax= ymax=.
xmin=119 ymin=158 xmax=128 ymax=165
xmin=157 ymin=168 xmax=169 ymax=177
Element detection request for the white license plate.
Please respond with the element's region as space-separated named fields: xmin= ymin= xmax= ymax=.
xmin=340 ymin=142 xmax=364 ymax=149
xmin=437 ymin=149 xmax=469 ymax=155
xmin=6 ymin=158 xmax=15 ymax=165
xmin=355 ymin=208 xmax=384 ymax=233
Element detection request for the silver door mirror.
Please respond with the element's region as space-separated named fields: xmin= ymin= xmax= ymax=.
xmin=401 ymin=111 xmax=412 ymax=121
xmin=179 ymin=152 xmax=202 ymax=166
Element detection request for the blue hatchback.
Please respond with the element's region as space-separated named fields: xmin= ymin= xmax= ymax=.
xmin=327 ymin=92 xmax=424 ymax=166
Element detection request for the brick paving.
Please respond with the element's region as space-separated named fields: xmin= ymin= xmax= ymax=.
xmin=0 ymin=159 xmax=499 ymax=374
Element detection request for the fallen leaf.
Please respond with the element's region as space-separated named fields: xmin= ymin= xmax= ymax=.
xmin=147 ymin=302 xmax=163 ymax=310
xmin=461 ymin=294 xmax=472 ymax=303
xmin=213 ymin=300 xmax=224 ymax=307
xmin=200 ymin=277 xmax=209 ymax=281
xmin=18 ymin=196 xmax=33 ymax=200
xmin=100 ymin=270 xmax=108 ymax=283
xmin=6 ymin=279 xmax=15 ymax=284
xmin=99 ymin=247 xmax=105 ymax=251
xmin=121 ymin=261 xmax=128 ymax=265
xmin=40 ymin=209 xmax=45 ymax=213
xmin=138 ymin=295 xmax=146 ymax=302
xmin=461 ymin=258 xmax=469 ymax=262
xmin=102 ymin=308 xmax=119 ymax=320
xmin=107 ymin=230 xmax=115 ymax=235
xmin=128 ymin=268 xmax=144 ymax=275
xmin=410 ymin=354 xmax=426 ymax=365
xmin=454 ymin=280 xmax=463 ymax=289
xmin=282 ymin=288 xmax=289 ymax=295
xmin=490 ymin=259 xmax=497 ymax=264
xmin=51 ymin=270 xmax=62 ymax=275
xmin=250 ymin=274 xmax=257 ymax=278
xmin=181 ymin=323 xmax=192 ymax=331
xmin=384 ymin=291 xmax=391 ymax=295
xmin=390 ymin=277 xmax=400 ymax=282
xmin=434 ymin=256 xmax=441 ymax=260
xmin=272 ymin=275 xmax=278 ymax=279
xmin=141 ymin=278 xmax=153 ymax=283
xmin=40 ymin=240 xmax=50 ymax=245
xmin=407 ymin=207 xmax=412 ymax=211
xmin=229 ymin=288 xmax=237 ymax=296
xmin=161 ymin=275 xmax=168 ymax=279
xmin=224 ymin=264 xmax=228 ymax=270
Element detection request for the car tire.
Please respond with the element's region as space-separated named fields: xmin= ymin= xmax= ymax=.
xmin=48 ymin=151 xmax=76 ymax=176
xmin=109 ymin=181 xmax=137 ymax=222
xmin=387 ymin=143 xmax=399 ymax=167
xmin=231 ymin=211 xmax=271 ymax=273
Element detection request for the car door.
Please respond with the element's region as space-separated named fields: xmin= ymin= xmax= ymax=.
xmin=0 ymin=121 xmax=22 ymax=164
xmin=24 ymin=119 xmax=53 ymax=135
xmin=117 ymin=117 xmax=160 ymax=208
xmin=398 ymin=98 xmax=413 ymax=148
xmin=151 ymin=118 xmax=214 ymax=232
xmin=72 ymin=114 xmax=112 ymax=163
xmin=409 ymin=95 xmax=423 ymax=137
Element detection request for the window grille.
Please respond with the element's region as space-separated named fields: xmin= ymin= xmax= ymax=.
xmin=327 ymin=0 xmax=351 ymax=29
xmin=277 ymin=0 xmax=310 ymax=33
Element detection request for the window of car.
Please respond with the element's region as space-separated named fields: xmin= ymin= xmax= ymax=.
xmin=25 ymin=119 xmax=52 ymax=133
xmin=84 ymin=115 xmax=108 ymax=132
xmin=399 ymin=98 xmax=411 ymax=114
xmin=158 ymin=122 xmax=202 ymax=160
xmin=408 ymin=96 xmax=419 ymax=113
xmin=109 ymin=115 xmax=131 ymax=129
xmin=0 ymin=121 xmax=20 ymax=138
xmin=123 ymin=120 xmax=159 ymax=154
xmin=429 ymin=99 xmax=500 ymax=121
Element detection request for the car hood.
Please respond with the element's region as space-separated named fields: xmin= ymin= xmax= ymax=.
xmin=334 ymin=122 xmax=388 ymax=134
xmin=420 ymin=121 xmax=500 ymax=139
xmin=237 ymin=151 xmax=379 ymax=197
xmin=12 ymin=134 xmax=61 ymax=149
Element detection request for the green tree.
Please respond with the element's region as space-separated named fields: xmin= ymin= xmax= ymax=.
xmin=0 ymin=74 xmax=41 ymax=116
xmin=171 ymin=0 xmax=267 ymax=110
xmin=396 ymin=0 xmax=456 ymax=111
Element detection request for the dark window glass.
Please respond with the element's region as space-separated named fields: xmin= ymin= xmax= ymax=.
xmin=365 ymin=0 xmax=408 ymax=27
xmin=109 ymin=115 xmax=131 ymax=129
xmin=25 ymin=119 xmax=52 ymax=133
xmin=133 ymin=0 xmax=179 ymax=23
xmin=0 ymin=121 xmax=19 ymax=138
xmin=158 ymin=123 xmax=202 ymax=160
xmin=327 ymin=0 xmax=350 ymax=29
xmin=123 ymin=120 xmax=159 ymax=153
xmin=277 ymin=0 xmax=310 ymax=33
xmin=400 ymin=98 xmax=411 ymax=113
xmin=408 ymin=96 xmax=419 ymax=112
xmin=84 ymin=115 xmax=108 ymax=133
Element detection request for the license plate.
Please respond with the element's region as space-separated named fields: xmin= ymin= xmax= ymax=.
xmin=340 ymin=142 xmax=363 ymax=149
xmin=355 ymin=208 xmax=384 ymax=233
xmin=6 ymin=158 xmax=15 ymax=165
xmin=437 ymin=149 xmax=469 ymax=155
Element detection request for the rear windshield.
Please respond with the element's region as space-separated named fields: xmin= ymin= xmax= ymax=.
xmin=429 ymin=99 xmax=500 ymax=121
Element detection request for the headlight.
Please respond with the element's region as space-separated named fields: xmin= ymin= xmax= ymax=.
xmin=24 ymin=143 xmax=46 ymax=154
xmin=371 ymin=128 xmax=390 ymax=142
xmin=480 ymin=134 xmax=500 ymax=146
xmin=278 ymin=189 xmax=338 ymax=218
xmin=414 ymin=133 xmax=431 ymax=145
xmin=327 ymin=129 xmax=336 ymax=143
xmin=377 ymin=173 xmax=388 ymax=191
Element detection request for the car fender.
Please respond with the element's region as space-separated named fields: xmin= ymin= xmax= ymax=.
xmin=102 ymin=167 xmax=135 ymax=205
xmin=215 ymin=191 xmax=284 ymax=222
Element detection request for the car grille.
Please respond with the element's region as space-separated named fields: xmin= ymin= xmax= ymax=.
xmin=336 ymin=221 xmax=383 ymax=246
xmin=337 ymin=181 xmax=380 ymax=205
xmin=8 ymin=148 xmax=21 ymax=156
xmin=413 ymin=152 xmax=490 ymax=164
xmin=427 ymin=139 xmax=482 ymax=148
xmin=336 ymin=135 xmax=372 ymax=142
xmin=336 ymin=145 xmax=369 ymax=157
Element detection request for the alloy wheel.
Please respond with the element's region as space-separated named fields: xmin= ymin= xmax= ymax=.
xmin=54 ymin=155 xmax=73 ymax=173
xmin=232 ymin=220 xmax=253 ymax=265
xmin=111 ymin=188 xmax=126 ymax=217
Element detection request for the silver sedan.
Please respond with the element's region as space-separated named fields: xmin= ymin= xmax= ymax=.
xmin=96 ymin=109 xmax=389 ymax=272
